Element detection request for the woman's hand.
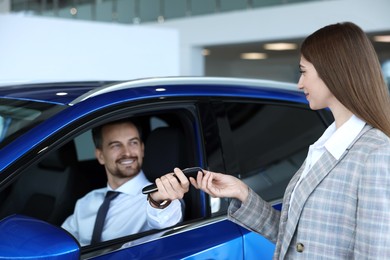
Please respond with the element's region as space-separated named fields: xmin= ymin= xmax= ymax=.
xmin=190 ymin=170 xmax=249 ymax=203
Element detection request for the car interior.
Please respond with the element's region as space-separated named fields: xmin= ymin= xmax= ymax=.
xmin=0 ymin=111 xmax=203 ymax=244
xmin=0 ymin=141 xmax=80 ymax=225
xmin=0 ymin=100 xmax=332 ymax=249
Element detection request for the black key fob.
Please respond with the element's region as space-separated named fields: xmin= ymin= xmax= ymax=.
xmin=142 ymin=167 xmax=204 ymax=194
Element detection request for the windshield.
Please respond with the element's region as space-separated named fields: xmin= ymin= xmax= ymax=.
xmin=0 ymin=98 xmax=65 ymax=149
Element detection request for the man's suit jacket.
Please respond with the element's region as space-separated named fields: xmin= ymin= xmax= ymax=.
xmin=228 ymin=125 xmax=390 ymax=259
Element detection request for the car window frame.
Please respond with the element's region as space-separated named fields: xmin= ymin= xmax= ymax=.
xmin=0 ymin=97 xmax=212 ymax=258
xmin=208 ymin=97 xmax=332 ymax=210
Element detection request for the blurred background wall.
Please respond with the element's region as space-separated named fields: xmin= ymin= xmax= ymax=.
xmin=0 ymin=0 xmax=389 ymax=85
xmin=0 ymin=14 xmax=179 ymax=83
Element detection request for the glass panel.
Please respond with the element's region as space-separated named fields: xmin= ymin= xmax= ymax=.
xmin=77 ymin=4 xmax=93 ymax=21
xmin=190 ymin=0 xmax=216 ymax=16
xmin=253 ymin=0 xmax=283 ymax=8
xmin=0 ymin=99 xmax=64 ymax=148
xmin=287 ymin=0 xmax=312 ymax=4
xmin=117 ymin=0 xmax=134 ymax=24
xmin=96 ymin=0 xmax=113 ymax=22
xmin=58 ymin=6 xmax=74 ymax=19
xmin=41 ymin=10 xmax=56 ymax=17
xmin=11 ymin=0 xmax=328 ymax=22
xmin=164 ymin=0 xmax=187 ymax=20
xmin=139 ymin=0 xmax=159 ymax=23
xmin=220 ymin=0 xmax=247 ymax=12
xmin=225 ymin=102 xmax=326 ymax=202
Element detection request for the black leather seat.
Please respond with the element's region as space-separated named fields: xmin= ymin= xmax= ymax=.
xmin=0 ymin=141 xmax=79 ymax=225
xmin=143 ymin=127 xmax=203 ymax=220
xmin=143 ymin=127 xmax=188 ymax=177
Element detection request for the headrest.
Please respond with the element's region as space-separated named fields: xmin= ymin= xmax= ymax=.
xmin=143 ymin=127 xmax=187 ymax=182
xmin=38 ymin=141 xmax=78 ymax=171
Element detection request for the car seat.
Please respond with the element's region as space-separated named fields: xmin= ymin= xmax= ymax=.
xmin=0 ymin=141 xmax=80 ymax=225
xmin=142 ymin=127 xmax=204 ymax=220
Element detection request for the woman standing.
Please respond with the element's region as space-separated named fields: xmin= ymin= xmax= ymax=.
xmin=189 ymin=22 xmax=390 ymax=259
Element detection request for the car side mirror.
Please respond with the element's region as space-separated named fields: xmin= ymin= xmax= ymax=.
xmin=0 ymin=214 xmax=79 ymax=259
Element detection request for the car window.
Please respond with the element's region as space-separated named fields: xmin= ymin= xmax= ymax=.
xmin=0 ymin=99 xmax=64 ymax=148
xmin=224 ymin=102 xmax=327 ymax=202
xmin=203 ymin=101 xmax=330 ymax=216
xmin=0 ymin=108 xmax=202 ymax=250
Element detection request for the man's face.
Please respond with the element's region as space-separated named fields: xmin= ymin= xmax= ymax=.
xmin=95 ymin=122 xmax=144 ymax=182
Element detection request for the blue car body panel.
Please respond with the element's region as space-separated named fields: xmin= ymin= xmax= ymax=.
xmin=0 ymin=81 xmax=113 ymax=105
xmin=0 ymin=215 xmax=79 ymax=259
xmin=0 ymin=84 xmax=306 ymax=173
xmin=90 ymin=220 xmax=268 ymax=259
xmin=240 ymin=227 xmax=275 ymax=259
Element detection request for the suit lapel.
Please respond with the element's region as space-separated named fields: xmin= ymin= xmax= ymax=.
xmin=274 ymin=162 xmax=305 ymax=258
xmin=281 ymin=161 xmax=305 ymax=217
xmin=289 ymin=150 xmax=338 ymax=222
xmin=279 ymin=151 xmax=338 ymax=257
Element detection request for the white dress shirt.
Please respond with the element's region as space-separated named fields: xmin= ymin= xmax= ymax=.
xmin=289 ymin=115 xmax=366 ymax=207
xmin=62 ymin=171 xmax=183 ymax=246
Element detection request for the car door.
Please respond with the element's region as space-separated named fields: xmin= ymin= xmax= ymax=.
xmin=0 ymin=95 xmax=246 ymax=259
xmin=203 ymin=99 xmax=332 ymax=258
xmin=78 ymin=100 xmax=246 ymax=259
xmin=0 ymin=84 xmax=331 ymax=259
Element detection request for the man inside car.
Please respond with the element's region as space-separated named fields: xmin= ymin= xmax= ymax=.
xmin=62 ymin=119 xmax=189 ymax=245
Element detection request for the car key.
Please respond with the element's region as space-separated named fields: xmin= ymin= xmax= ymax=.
xmin=142 ymin=167 xmax=204 ymax=194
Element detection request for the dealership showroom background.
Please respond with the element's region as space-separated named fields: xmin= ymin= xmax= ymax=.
xmin=0 ymin=0 xmax=389 ymax=86
xmin=1 ymin=0 xmax=390 ymax=259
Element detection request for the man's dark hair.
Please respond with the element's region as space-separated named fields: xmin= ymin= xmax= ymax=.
xmin=92 ymin=119 xmax=142 ymax=149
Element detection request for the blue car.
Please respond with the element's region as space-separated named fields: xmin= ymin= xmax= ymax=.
xmin=0 ymin=77 xmax=332 ymax=259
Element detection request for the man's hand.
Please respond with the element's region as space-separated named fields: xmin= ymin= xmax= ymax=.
xmin=149 ymin=168 xmax=190 ymax=208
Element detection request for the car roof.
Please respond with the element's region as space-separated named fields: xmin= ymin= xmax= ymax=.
xmin=0 ymin=81 xmax=117 ymax=105
xmin=0 ymin=77 xmax=299 ymax=105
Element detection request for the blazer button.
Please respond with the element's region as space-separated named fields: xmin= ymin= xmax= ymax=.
xmin=296 ymin=243 xmax=304 ymax=253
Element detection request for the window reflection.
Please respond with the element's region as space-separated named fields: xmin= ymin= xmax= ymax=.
xmin=382 ymin=60 xmax=390 ymax=90
xmin=11 ymin=0 xmax=322 ymax=24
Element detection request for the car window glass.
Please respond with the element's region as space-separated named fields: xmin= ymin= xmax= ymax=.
xmin=74 ymin=130 xmax=96 ymax=161
xmin=150 ymin=116 xmax=168 ymax=129
xmin=198 ymin=102 xmax=227 ymax=216
xmin=0 ymin=139 xmax=80 ymax=226
xmin=0 ymin=109 xmax=202 ymax=250
xmin=225 ymin=102 xmax=326 ymax=203
xmin=200 ymin=101 xmax=323 ymax=215
xmin=0 ymin=99 xmax=64 ymax=148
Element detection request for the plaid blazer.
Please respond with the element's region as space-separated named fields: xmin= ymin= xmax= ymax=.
xmin=228 ymin=125 xmax=390 ymax=259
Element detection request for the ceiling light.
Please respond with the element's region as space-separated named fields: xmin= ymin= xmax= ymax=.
xmin=373 ymin=35 xmax=390 ymax=43
xmin=155 ymin=88 xmax=166 ymax=92
xmin=263 ymin=43 xmax=297 ymax=51
xmin=70 ymin=7 xmax=77 ymax=15
xmin=56 ymin=92 xmax=68 ymax=96
xmin=157 ymin=16 xmax=165 ymax=23
xmin=202 ymin=49 xmax=211 ymax=56
xmin=241 ymin=52 xmax=267 ymax=60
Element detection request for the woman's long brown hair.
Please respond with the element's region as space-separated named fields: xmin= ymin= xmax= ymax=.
xmin=301 ymin=22 xmax=390 ymax=137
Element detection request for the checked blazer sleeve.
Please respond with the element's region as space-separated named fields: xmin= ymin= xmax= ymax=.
xmin=228 ymin=188 xmax=281 ymax=243
xmin=227 ymin=126 xmax=390 ymax=259
xmin=353 ymin=134 xmax=390 ymax=258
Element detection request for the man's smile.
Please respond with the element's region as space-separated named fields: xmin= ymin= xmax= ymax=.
xmin=117 ymin=158 xmax=135 ymax=165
